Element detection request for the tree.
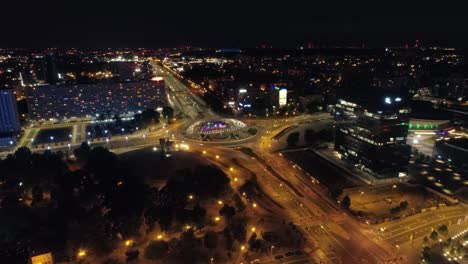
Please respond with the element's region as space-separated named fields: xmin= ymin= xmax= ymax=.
xmin=114 ymin=113 xmax=122 ymax=127
xmin=32 ymin=185 xmax=44 ymax=203
xmin=162 ymin=106 xmax=174 ymax=122
xmin=74 ymin=142 xmax=91 ymax=162
xmin=232 ymin=193 xmax=245 ymax=212
xmin=422 ymin=246 xmax=432 ymax=261
xmin=14 ymin=147 xmax=32 ymax=164
xmin=144 ymin=241 xmax=169 ymax=260
xmin=191 ymin=204 xmax=207 ymax=228
xmin=101 ymin=258 xmax=124 ymax=264
xmin=430 ymin=230 xmax=439 ymax=241
xmin=203 ymin=231 xmax=218 ymax=249
xmin=306 ymin=101 xmax=322 ymax=113
xmin=399 ymin=201 xmax=409 ymax=210
xmin=331 ymin=188 xmax=343 ymax=199
xmin=141 ymin=108 xmax=160 ymax=127
xmin=423 ymin=236 xmax=429 ymax=246
xmin=287 ymin=132 xmax=300 ymax=147
xmin=219 ymin=204 xmax=236 ymax=220
xmin=438 ymin=224 xmax=448 ymax=236
xmin=341 ymin=195 xmax=351 ymax=210
xmin=230 ymin=219 xmax=247 ymax=242
xmin=223 ymin=227 xmax=234 ymax=250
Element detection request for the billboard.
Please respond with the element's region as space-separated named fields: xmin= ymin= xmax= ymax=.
xmin=279 ymin=88 xmax=287 ymax=106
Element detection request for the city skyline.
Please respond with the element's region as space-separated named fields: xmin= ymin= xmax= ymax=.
xmin=1 ymin=4 xmax=468 ymax=261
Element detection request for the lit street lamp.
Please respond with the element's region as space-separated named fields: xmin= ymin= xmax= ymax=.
xmin=77 ymin=249 xmax=86 ymax=258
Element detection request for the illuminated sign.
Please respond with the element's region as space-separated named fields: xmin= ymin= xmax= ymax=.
xmin=239 ymin=89 xmax=247 ymax=93
xmin=279 ymin=88 xmax=287 ymax=106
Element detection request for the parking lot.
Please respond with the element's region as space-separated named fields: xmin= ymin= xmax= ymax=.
xmin=343 ymin=184 xmax=444 ymax=223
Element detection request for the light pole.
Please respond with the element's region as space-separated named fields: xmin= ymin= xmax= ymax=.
xmin=271 ymin=245 xmax=275 ymax=255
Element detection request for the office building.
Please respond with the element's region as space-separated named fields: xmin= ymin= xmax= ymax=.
xmin=334 ymin=73 xmax=411 ymax=179
xmin=433 ymin=137 xmax=468 ymax=168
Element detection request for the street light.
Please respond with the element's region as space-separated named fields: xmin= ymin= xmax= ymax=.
xmin=77 ymin=249 xmax=86 ymax=258
xmin=125 ymin=239 xmax=133 ymax=247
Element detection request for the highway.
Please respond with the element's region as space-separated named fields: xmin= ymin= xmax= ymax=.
xmin=152 ymin=62 xmax=214 ymax=120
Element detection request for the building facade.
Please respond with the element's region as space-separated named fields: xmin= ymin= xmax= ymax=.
xmin=0 ymin=88 xmax=21 ymax=138
xmin=26 ymin=80 xmax=167 ymax=122
xmin=334 ymin=74 xmax=412 ymax=179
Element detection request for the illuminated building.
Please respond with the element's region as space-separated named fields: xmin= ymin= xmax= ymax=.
xmin=25 ymin=80 xmax=166 ymax=122
xmin=0 ymin=87 xmax=21 ymax=145
xmin=433 ymin=138 xmax=468 ymax=167
xmin=334 ymin=73 xmax=411 ymax=179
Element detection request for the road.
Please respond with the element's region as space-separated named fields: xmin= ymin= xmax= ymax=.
xmin=2 ymin=60 xmax=420 ymax=264
xmin=376 ymin=205 xmax=468 ymax=245
xmin=152 ymin=62 xmax=214 ymax=120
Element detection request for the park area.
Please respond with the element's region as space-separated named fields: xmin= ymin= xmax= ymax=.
xmin=342 ymin=184 xmax=446 ymax=223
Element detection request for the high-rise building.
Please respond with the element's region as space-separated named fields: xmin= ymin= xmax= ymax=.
xmin=334 ymin=73 xmax=411 ymax=179
xmin=31 ymin=52 xmax=60 ymax=84
xmin=45 ymin=52 xmax=59 ymax=84
xmin=0 ymin=87 xmax=21 ymax=143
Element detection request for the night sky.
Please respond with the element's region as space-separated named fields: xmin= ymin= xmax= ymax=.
xmin=2 ymin=0 xmax=468 ymax=48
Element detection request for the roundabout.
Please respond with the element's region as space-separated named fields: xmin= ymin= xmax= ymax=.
xmin=184 ymin=118 xmax=258 ymax=143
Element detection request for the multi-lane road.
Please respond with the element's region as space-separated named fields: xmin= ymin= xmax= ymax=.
xmin=5 ymin=61 xmax=461 ymax=264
